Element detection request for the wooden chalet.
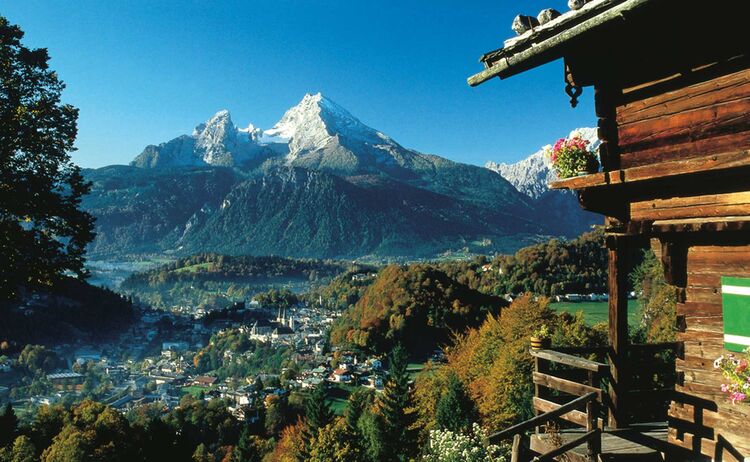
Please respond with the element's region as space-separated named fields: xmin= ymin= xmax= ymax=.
xmin=469 ymin=0 xmax=750 ymax=460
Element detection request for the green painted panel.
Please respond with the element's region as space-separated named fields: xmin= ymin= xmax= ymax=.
xmin=721 ymin=276 xmax=750 ymax=352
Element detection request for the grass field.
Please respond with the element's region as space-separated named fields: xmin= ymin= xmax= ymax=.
xmin=550 ymin=299 xmax=641 ymax=325
xmin=180 ymin=385 xmax=215 ymax=398
xmin=326 ymin=383 xmax=358 ymax=415
xmin=173 ymin=262 xmax=215 ymax=274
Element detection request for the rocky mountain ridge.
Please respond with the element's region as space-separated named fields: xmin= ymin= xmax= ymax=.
xmin=84 ymin=95 xmax=598 ymax=260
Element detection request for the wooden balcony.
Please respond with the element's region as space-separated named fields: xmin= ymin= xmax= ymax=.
xmin=490 ymin=344 xmax=689 ymax=462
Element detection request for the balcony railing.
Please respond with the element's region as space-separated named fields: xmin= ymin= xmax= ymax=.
xmin=489 ymin=343 xmax=677 ymax=461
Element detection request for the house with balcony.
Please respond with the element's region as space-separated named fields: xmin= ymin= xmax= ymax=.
xmin=469 ymin=0 xmax=750 ymax=460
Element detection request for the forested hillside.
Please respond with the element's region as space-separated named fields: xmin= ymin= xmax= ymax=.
xmin=120 ymin=254 xmax=360 ymax=309
xmin=0 ymin=278 xmax=134 ymax=347
xmin=330 ymin=265 xmax=505 ymax=354
xmin=435 ymin=228 xmax=609 ymax=296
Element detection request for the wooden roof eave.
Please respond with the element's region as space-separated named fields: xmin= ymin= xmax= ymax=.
xmin=467 ymin=0 xmax=653 ymax=87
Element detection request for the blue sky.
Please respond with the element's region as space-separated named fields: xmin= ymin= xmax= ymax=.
xmin=5 ymin=0 xmax=595 ymax=169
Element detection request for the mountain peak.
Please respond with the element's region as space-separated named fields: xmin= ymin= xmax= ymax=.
xmin=262 ymin=93 xmax=390 ymax=154
xmin=192 ymin=109 xmax=232 ymax=136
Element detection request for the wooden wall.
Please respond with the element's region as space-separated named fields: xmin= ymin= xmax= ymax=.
xmin=602 ymin=60 xmax=750 ymax=460
xmin=666 ymin=238 xmax=750 ymax=461
xmin=616 ymin=66 xmax=750 ymax=170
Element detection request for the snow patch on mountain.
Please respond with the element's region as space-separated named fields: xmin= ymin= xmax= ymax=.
xmin=132 ymin=93 xmax=407 ymax=170
xmin=486 ymin=127 xmax=600 ymax=199
xmin=261 ymin=92 xmax=395 ymax=160
xmin=132 ymin=109 xmax=267 ymax=168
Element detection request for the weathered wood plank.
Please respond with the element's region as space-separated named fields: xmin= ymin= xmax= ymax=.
xmin=652 ymin=216 xmax=750 ymax=233
xmin=489 ymin=393 xmax=598 ymax=442
xmin=689 ymin=244 xmax=750 ymax=253
xmin=620 ymin=130 xmax=750 ymax=168
xmin=549 ymin=172 xmax=607 ymax=190
xmin=682 ymin=341 xmax=724 ymax=361
xmin=532 ymin=372 xmax=603 ymax=400
xmin=686 ymin=273 xmax=720 ymax=288
xmin=685 ymin=287 xmax=722 ymax=304
xmin=534 ymin=430 xmax=599 ymax=462
xmin=631 ymin=192 xmax=750 ymax=221
xmin=532 ymin=397 xmax=599 ymax=429
xmin=530 ymin=349 xmax=609 ymax=373
xmin=617 ymin=68 xmax=750 ymax=125
xmin=634 ymin=192 xmax=750 ymax=211
xmin=616 ymin=149 xmax=750 ymax=184
xmin=681 ymin=315 xmax=723 ymax=333
xmin=676 ymin=302 xmax=721 ymax=317
xmin=551 ymin=149 xmax=750 ymax=191
xmin=676 ymin=354 xmax=713 ymax=371
xmin=618 ymin=97 xmax=750 ymax=152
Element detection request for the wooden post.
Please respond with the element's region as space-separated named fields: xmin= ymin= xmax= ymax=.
xmin=534 ymin=355 xmax=549 ymax=434
xmin=510 ymin=434 xmax=523 ymax=462
xmin=594 ymin=85 xmax=621 ymax=172
xmin=586 ymin=399 xmax=601 ymax=462
xmin=607 ymin=234 xmax=630 ymax=429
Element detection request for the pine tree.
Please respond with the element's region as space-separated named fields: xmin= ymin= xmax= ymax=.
xmin=0 ymin=403 xmax=18 ymax=447
xmin=305 ymin=381 xmax=333 ymax=434
xmin=344 ymin=387 xmax=373 ymax=433
xmin=231 ymin=426 xmax=260 ymax=462
xmin=298 ymin=381 xmax=333 ymax=461
xmin=435 ymin=372 xmax=476 ymax=432
xmin=378 ymin=344 xmax=417 ymax=462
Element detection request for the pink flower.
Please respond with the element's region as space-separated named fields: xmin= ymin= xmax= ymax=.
xmin=730 ymin=392 xmax=746 ymax=404
xmin=736 ymin=359 xmax=748 ymax=373
xmin=553 ymin=138 xmax=564 ymax=152
xmin=721 ymin=383 xmax=730 ymax=393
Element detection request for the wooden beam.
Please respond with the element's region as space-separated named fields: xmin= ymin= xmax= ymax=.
xmin=510 ymin=434 xmax=525 ymax=462
xmin=532 ymin=372 xmax=603 ymax=400
xmin=530 ymin=349 xmax=609 ymax=373
xmin=489 ymin=392 xmax=597 ymax=442
xmin=652 ymin=216 xmax=750 ymax=234
xmin=550 ymin=149 xmax=750 ymax=191
xmin=532 ymin=430 xmax=600 ymax=462
xmin=631 ymin=191 xmax=750 ymax=221
xmin=607 ymin=235 xmax=630 ymax=429
xmin=532 ymin=397 xmax=603 ymax=429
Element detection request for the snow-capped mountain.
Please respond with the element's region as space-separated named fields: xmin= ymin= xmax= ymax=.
xmin=132 ymin=93 xmax=425 ymax=175
xmin=266 ymin=92 xmax=428 ymax=176
xmin=262 ymin=92 xmax=394 ymax=154
xmin=131 ymin=109 xmax=267 ymax=168
xmin=486 ymin=127 xmax=600 ymax=199
xmin=87 ymin=95 xmax=602 ymax=260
